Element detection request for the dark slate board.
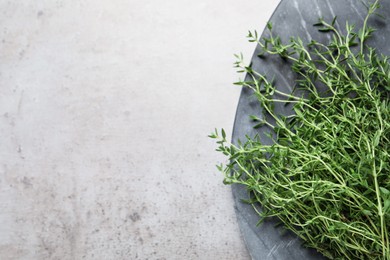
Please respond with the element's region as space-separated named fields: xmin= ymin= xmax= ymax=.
xmin=231 ymin=0 xmax=390 ymax=259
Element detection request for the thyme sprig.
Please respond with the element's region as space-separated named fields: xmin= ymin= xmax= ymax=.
xmin=210 ymin=1 xmax=390 ymax=259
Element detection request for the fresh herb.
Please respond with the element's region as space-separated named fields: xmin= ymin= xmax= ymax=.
xmin=210 ymin=1 xmax=390 ymax=259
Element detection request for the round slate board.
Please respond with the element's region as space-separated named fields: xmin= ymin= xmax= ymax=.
xmin=231 ymin=0 xmax=390 ymax=259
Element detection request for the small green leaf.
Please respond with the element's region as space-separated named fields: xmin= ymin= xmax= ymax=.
xmin=254 ymin=122 xmax=266 ymax=129
xmin=221 ymin=129 xmax=226 ymax=139
xmin=362 ymin=210 xmax=373 ymax=216
xmin=208 ymin=132 xmax=217 ymax=139
xmin=380 ymin=187 xmax=390 ymax=195
xmin=313 ymin=18 xmax=324 ymax=27
xmin=384 ymin=200 xmax=390 ymax=213
xmin=373 ymin=131 xmax=381 ymax=146
xmin=331 ymin=16 xmax=337 ymax=26
xmin=249 ymin=115 xmax=261 ymax=121
xmin=318 ymin=28 xmax=332 ymax=33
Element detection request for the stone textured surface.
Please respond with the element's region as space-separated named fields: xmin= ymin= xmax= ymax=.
xmin=0 ymin=0 xmax=280 ymax=259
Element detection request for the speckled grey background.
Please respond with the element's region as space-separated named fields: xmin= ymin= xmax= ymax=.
xmin=0 ymin=0 xmax=280 ymax=259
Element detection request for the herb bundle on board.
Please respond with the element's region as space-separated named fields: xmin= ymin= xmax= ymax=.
xmin=210 ymin=1 xmax=390 ymax=259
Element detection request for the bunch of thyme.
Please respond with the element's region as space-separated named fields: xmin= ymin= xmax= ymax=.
xmin=210 ymin=1 xmax=390 ymax=259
